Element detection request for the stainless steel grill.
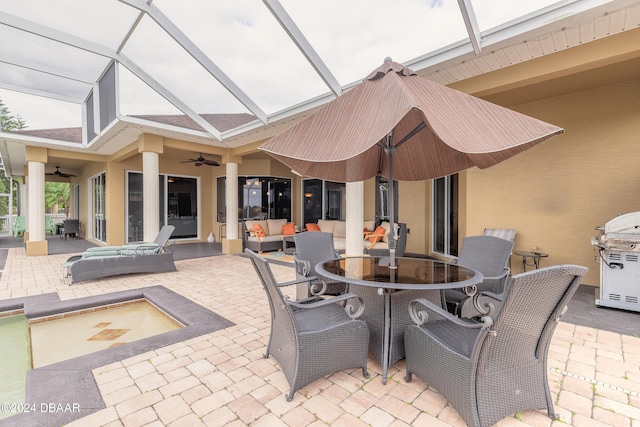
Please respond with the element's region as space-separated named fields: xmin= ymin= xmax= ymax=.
xmin=592 ymin=212 xmax=640 ymax=312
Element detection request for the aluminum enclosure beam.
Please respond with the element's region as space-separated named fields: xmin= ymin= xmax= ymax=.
xmin=263 ymin=0 xmax=343 ymax=97
xmin=120 ymin=0 xmax=269 ymax=124
xmin=0 ymin=10 xmax=223 ymax=141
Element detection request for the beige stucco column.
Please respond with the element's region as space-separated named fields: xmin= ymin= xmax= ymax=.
xmin=139 ymin=135 xmax=162 ymax=242
xmin=142 ymin=151 xmax=160 ymax=242
xmin=223 ymin=158 xmax=243 ymax=254
xmin=345 ymin=181 xmax=365 ymax=256
xmin=20 ymin=177 xmax=28 ymax=239
xmin=25 ymin=146 xmax=48 ymax=256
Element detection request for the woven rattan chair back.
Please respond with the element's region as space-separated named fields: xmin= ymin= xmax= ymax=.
xmin=483 ymin=228 xmax=516 ymax=242
xmin=294 ymin=231 xmax=338 ymax=270
xmin=405 ymin=264 xmax=588 ymax=427
xmin=457 ymin=235 xmax=514 ymax=278
xmin=246 ymin=248 xmax=370 ymax=401
xmin=294 ymin=231 xmax=346 ymax=295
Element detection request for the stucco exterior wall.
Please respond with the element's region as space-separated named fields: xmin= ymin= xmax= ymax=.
xmin=464 ymin=78 xmax=640 ymax=286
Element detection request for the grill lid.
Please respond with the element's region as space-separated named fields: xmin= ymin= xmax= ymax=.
xmin=593 ymin=212 xmax=640 ymax=251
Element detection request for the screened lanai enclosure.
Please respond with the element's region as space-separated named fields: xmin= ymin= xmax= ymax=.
xmin=0 ymin=0 xmax=637 ymax=256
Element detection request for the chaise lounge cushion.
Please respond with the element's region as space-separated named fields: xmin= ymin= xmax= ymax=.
xmin=85 ymin=242 xmax=161 ymax=254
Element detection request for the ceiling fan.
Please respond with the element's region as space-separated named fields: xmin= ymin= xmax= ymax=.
xmin=180 ymin=153 xmax=220 ymax=167
xmin=45 ymin=166 xmax=76 ymax=178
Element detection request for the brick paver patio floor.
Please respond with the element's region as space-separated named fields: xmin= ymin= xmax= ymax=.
xmin=1 ymin=248 xmax=638 ymax=426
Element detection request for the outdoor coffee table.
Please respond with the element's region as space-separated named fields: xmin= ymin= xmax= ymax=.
xmin=316 ymin=256 xmax=483 ymax=383
xmin=282 ymin=235 xmax=296 ymax=254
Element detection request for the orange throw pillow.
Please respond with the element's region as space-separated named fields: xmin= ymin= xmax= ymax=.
xmin=282 ymin=223 xmax=295 ymax=235
xmin=306 ymin=223 xmax=321 ymax=232
xmin=369 ymin=226 xmax=386 ymax=243
xmin=252 ymin=224 xmax=266 ymax=240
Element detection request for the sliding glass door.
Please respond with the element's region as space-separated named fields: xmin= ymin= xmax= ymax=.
xmin=301 ymin=179 xmax=346 ymax=225
xmin=432 ymin=174 xmax=459 ymax=257
xmin=90 ymin=172 xmax=106 ymax=243
xmin=126 ymin=172 xmax=198 ymax=243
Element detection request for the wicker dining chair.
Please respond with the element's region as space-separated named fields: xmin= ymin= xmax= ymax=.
xmin=445 ymin=235 xmax=514 ymax=317
xmin=484 ymin=227 xmax=516 ymax=268
xmin=405 ymin=264 xmax=588 ymax=427
xmin=246 ymin=249 xmax=369 ymax=401
xmin=294 ymin=231 xmax=347 ymax=296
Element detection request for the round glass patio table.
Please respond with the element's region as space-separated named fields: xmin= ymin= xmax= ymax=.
xmin=316 ymin=256 xmax=483 ymax=383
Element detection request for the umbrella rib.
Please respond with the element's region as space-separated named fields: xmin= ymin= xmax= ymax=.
xmin=395 ymin=121 xmax=427 ymax=148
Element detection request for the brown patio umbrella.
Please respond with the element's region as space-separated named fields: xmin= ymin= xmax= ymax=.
xmin=260 ymin=58 xmax=564 ymax=264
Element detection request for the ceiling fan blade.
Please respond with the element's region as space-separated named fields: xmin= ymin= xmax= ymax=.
xmin=180 ymin=153 xmax=220 ymax=166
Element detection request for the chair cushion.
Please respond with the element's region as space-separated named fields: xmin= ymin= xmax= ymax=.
xmin=366 ymin=241 xmax=389 ymax=250
xmin=248 ymin=235 xmax=282 ymax=243
xmin=294 ymin=303 xmax=352 ymax=333
xmin=333 ymin=221 xmax=346 ymax=238
xmin=81 ymin=250 xmax=122 ymax=258
xmin=267 ymin=219 xmax=288 ymax=236
xmin=245 ymin=220 xmax=268 ymax=234
xmin=363 ymin=220 xmax=375 ymax=232
xmin=380 ymin=222 xmax=391 ymax=242
xmin=86 ymin=243 xmax=161 ymax=253
xmin=317 ymin=219 xmax=335 ymax=233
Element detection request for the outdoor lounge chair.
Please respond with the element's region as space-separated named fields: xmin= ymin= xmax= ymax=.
xmin=45 ymin=216 xmax=58 ymax=235
xmin=12 ymin=215 xmax=25 ymax=237
xmin=246 ymin=249 xmax=369 ymax=401
xmin=64 ymin=225 xmax=176 ymax=285
xmin=83 ymin=225 xmax=175 ymax=255
xmin=404 ymin=264 xmax=588 ymax=427
xmin=444 ymin=235 xmax=514 ymax=317
xmin=61 ymin=219 xmax=79 ymax=239
xmin=294 ymin=231 xmax=347 ymax=297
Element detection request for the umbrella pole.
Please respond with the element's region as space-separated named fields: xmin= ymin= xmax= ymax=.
xmin=384 ymin=133 xmax=397 ymax=269
xmin=382 ymin=122 xmax=425 ymax=269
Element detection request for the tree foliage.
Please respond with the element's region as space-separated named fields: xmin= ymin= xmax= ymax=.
xmin=45 ymin=182 xmax=70 ymax=217
xmin=0 ymin=97 xmax=23 ymax=215
xmin=0 ymin=98 xmax=27 ymax=131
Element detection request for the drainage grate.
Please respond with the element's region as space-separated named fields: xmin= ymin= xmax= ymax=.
xmin=551 ymin=367 xmax=640 ymax=397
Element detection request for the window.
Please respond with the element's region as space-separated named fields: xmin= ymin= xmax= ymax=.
xmin=216 ymin=176 xmax=292 ymax=223
xmin=127 ymin=172 xmax=198 ymax=242
xmin=375 ymin=176 xmax=398 ymax=223
xmin=432 ymin=174 xmax=458 ymax=257
xmin=302 ymin=179 xmax=345 ymax=225
xmin=167 ymin=176 xmax=198 ymax=238
xmin=72 ymin=184 xmax=80 ymax=219
xmin=90 ymin=172 xmax=106 ymax=243
xmin=127 ymin=172 xmax=143 ymax=242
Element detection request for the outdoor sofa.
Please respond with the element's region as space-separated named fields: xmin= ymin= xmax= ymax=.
xmin=242 ymin=218 xmax=407 ymax=256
